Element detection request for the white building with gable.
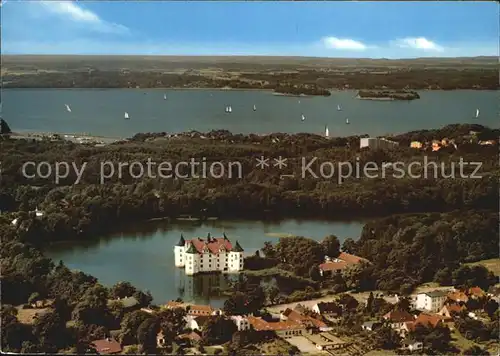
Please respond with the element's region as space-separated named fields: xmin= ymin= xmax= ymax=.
xmin=174 ymin=233 xmax=244 ymax=276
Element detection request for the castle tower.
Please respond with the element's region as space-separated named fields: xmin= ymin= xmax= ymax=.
xmin=184 ymin=243 xmax=199 ymax=276
xmin=228 ymin=240 xmax=244 ymax=272
xmin=174 ymin=234 xmax=186 ymax=267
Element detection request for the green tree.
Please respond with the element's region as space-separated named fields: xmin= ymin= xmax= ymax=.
xmin=137 ymin=317 xmax=159 ymax=354
xmin=110 ymin=282 xmax=137 ymax=299
xmin=321 ymin=235 xmax=340 ymax=258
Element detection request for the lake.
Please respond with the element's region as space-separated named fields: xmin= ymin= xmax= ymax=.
xmin=3 ymin=89 xmax=498 ymax=138
xmin=45 ymin=219 xmax=365 ymax=307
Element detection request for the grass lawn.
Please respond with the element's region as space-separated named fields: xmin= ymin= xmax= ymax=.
xmin=465 ymin=258 xmax=500 ymax=276
xmin=15 ymin=306 xmax=51 ymax=324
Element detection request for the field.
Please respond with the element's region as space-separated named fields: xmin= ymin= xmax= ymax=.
xmin=465 ymin=258 xmax=500 ymax=276
xmin=2 ymin=55 xmax=498 ymax=90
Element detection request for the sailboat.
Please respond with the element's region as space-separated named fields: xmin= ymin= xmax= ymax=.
xmin=228 ymin=105 xmax=232 ymax=113
xmin=301 ymin=114 xmax=305 ymax=122
xmin=124 ymin=112 xmax=130 ymax=120
xmin=325 ymin=125 xmax=330 ymax=138
xmin=163 ymin=94 xmax=167 ymax=100
xmin=475 ymin=108 xmax=480 ymax=118
xmin=337 ymin=105 xmax=342 ymax=111
xmin=253 ymin=104 xmax=256 ymax=111
xmin=65 ymin=104 xmax=72 ymax=113
xmin=345 ymin=118 xmax=350 ymax=125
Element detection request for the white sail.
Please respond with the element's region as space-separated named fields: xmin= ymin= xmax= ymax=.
xmin=253 ymin=105 xmax=256 ymax=111
xmin=65 ymin=104 xmax=72 ymax=112
xmin=337 ymin=105 xmax=341 ymax=111
xmin=475 ymin=109 xmax=480 ymax=118
xmin=346 ymin=118 xmax=349 ymax=124
xmin=298 ymin=100 xmax=301 ymax=104
xmin=228 ymin=106 xmax=232 ymax=113
xmin=301 ymin=114 xmax=305 ymax=121
xmin=124 ymin=112 xmax=129 ymax=119
xmin=164 ymin=94 xmax=167 ymax=100
xmin=325 ymin=126 xmax=329 ymax=137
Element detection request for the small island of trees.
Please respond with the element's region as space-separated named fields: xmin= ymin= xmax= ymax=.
xmin=356 ymin=90 xmax=420 ymax=100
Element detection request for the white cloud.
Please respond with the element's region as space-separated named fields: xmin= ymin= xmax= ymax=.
xmin=392 ymin=37 xmax=444 ymax=52
xmin=321 ymin=37 xmax=367 ymax=51
xmin=38 ymin=1 xmax=129 ymax=35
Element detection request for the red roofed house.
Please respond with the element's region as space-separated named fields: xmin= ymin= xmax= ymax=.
xmin=383 ymin=310 xmax=415 ymax=334
xmin=173 ymin=233 xmax=244 ymax=275
xmin=438 ymin=304 xmax=465 ymax=320
xmin=280 ymin=308 xmax=332 ymax=332
xmin=91 ymin=338 xmax=122 ymax=354
xmin=164 ymin=301 xmax=221 ymax=316
xmin=414 ymin=313 xmax=445 ymax=328
xmin=318 ymin=252 xmax=368 ymax=277
xmin=247 ymin=316 xmax=306 ymax=339
xmin=468 ymin=287 xmax=486 ymax=299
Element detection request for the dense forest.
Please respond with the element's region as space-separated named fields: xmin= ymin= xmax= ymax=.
xmin=0 ymin=124 xmax=498 ymax=245
xmin=3 ymin=68 xmax=499 ymax=90
xmin=1 ymin=122 xmax=498 ymax=353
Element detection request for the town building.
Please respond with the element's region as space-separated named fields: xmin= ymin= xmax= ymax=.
xmin=185 ymin=315 xmax=214 ymax=331
xmin=280 ymin=308 xmax=332 ymax=332
xmin=402 ymin=337 xmax=423 ymax=352
xmin=311 ymin=302 xmax=342 ymax=319
xmin=383 ymin=310 xmax=415 ymax=334
xmin=447 ymin=290 xmax=469 ymax=304
xmin=163 ymin=301 xmax=221 ymax=316
xmin=361 ymin=321 xmax=382 ymax=332
xmin=247 ymin=316 xmax=306 ymax=338
xmin=91 ymin=338 xmax=122 ymax=354
xmin=415 ymin=290 xmax=448 ymax=312
xmin=318 ymin=252 xmax=368 ymax=277
xmin=304 ymin=333 xmax=349 ymax=351
xmin=438 ymin=304 xmax=465 ymax=320
xmin=174 ymin=233 xmax=244 ymax=276
xmin=231 ymin=315 xmax=251 ymax=331
xmin=410 ymin=141 xmax=423 ymax=149
xmin=360 ymin=137 xmax=399 ymax=150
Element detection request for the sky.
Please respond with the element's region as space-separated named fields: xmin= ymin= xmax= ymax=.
xmin=1 ymin=1 xmax=499 ymax=58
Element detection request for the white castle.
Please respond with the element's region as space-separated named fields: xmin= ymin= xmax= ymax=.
xmin=174 ymin=233 xmax=244 ymax=276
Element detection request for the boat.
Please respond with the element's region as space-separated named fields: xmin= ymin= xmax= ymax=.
xmin=475 ymin=108 xmax=480 ymax=118
xmin=225 ymin=106 xmax=229 ymax=113
xmin=124 ymin=112 xmax=130 ymax=120
xmin=228 ymin=105 xmax=232 ymax=113
xmin=164 ymin=94 xmax=167 ymax=100
xmin=253 ymin=104 xmax=256 ymax=111
xmin=345 ymin=118 xmax=350 ymax=125
xmin=301 ymin=114 xmax=305 ymax=121
xmin=337 ymin=105 xmax=342 ymax=111
xmin=325 ymin=125 xmax=329 ymax=138
xmin=65 ymin=104 xmax=72 ymax=113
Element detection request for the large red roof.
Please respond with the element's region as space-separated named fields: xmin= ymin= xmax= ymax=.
xmin=186 ymin=237 xmax=232 ymax=255
xmin=319 ymin=252 xmax=367 ymax=271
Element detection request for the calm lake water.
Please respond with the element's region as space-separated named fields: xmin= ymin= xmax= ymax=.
xmin=3 ymin=89 xmax=498 ymax=138
xmin=45 ymin=219 xmax=365 ymax=307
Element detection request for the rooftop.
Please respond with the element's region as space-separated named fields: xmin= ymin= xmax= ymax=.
xmin=282 ymin=308 xmax=327 ymax=329
xmin=383 ymin=309 xmax=415 ymax=323
xmin=91 ymin=338 xmax=122 ymax=354
xmin=424 ymin=290 xmax=448 ymax=298
xmin=185 ymin=237 xmax=234 ymax=255
xmin=247 ymin=316 xmax=303 ymax=331
xmin=319 ymin=252 xmax=367 ymax=272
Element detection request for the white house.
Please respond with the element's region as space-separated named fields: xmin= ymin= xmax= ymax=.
xmin=415 ymin=290 xmax=448 ymax=312
xmin=184 ymin=315 xmax=213 ymax=331
xmin=230 ymin=315 xmax=251 ymax=331
xmin=174 ymin=233 xmax=244 ymax=276
xmin=402 ymin=337 xmax=423 ymax=352
xmin=360 ymin=137 xmax=399 ymax=150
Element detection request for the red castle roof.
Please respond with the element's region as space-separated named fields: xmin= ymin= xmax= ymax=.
xmin=186 ymin=237 xmax=232 ymax=255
